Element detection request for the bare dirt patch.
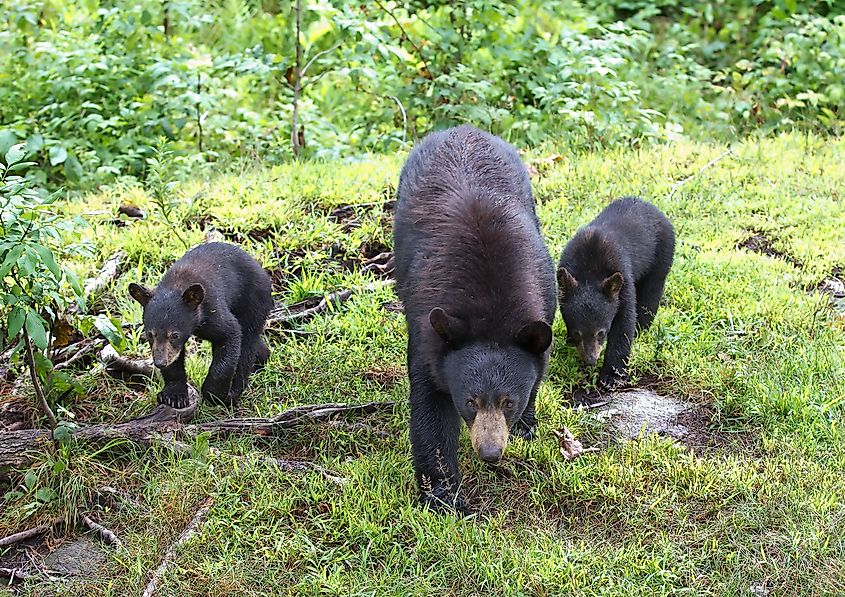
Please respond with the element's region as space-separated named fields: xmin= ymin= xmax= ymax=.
xmin=736 ymin=230 xmax=804 ymax=268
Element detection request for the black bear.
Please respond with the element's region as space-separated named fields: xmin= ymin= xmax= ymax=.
xmin=557 ymin=197 xmax=675 ymax=388
xmin=129 ymin=242 xmax=273 ymax=408
xmin=394 ymin=125 xmax=556 ymax=513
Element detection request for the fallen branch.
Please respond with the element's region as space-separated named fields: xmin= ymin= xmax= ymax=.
xmin=141 ymin=497 xmax=213 ymax=597
xmin=0 ymin=520 xmax=59 ymax=548
xmin=667 ymin=148 xmax=735 ymax=202
xmin=266 ymin=279 xmax=394 ymax=327
xmin=54 ymin=338 xmax=106 ymax=370
xmin=80 ymin=515 xmax=122 ymax=550
xmin=0 ymin=567 xmax=36 ymax=583
xmin=0 ymin=400 xmax=394 ymax=470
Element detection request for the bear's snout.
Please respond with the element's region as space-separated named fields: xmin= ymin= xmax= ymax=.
xmin=470 ymin=409 xmax=509 ymax=463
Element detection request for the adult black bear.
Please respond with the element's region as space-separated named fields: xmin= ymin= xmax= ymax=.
xmin=129 ymin=242 xmax=272 ymax=408
xmin=557 ymin=197 xmax=675 ymax=388
xmin=394 ymin=125 xmax=556 ymax=513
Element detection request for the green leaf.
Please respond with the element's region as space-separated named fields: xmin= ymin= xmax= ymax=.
xmin=94 ymin=314 xmax=126 ymax=351
xmin=0 ymin=130 xmax=17 ymax=158
xmin=35 ymin=487 xmax=57 ymax=503
xmin=34 ymin=245 xmax=62 ymax=280
xmin=24 ymin=471 xmax=36 ymax=490
xmin=64 ymin=154 xmax=83 ymax=183
xmin=24 ymin=310 xmax=49 ymax=350
xmin=7 ymin=306 xmax=26 ymax=340
xmin=26 ymin=133 xmax=44 ymax=153
xmin=49 ymin=145 xmax=68 ymax=166
xmin=4 ymin=143 xmax=26 ymax=166
xmin=0 ymin=245 xmax=25 ymax=279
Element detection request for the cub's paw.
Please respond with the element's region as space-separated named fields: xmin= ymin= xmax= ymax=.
xmin=157 ymin=388 xmax=190 ymax=409
xmin=201 ymin=381 xmax=233 ymax=406
xmin=511 ymin=418 xmax=537 ymax=441
xmin=598 ymin=371 xmax=627 ymax=392
xmin=420 ymin=485 xmax=471 ymax=516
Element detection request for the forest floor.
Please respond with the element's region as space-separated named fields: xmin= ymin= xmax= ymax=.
xmin=1 ymin=134 xmax=844 ymax=595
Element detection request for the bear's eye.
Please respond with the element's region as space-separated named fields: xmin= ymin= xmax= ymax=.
xmin=465 ymin=398 xmax=477 ymax=410
xmin=574 ymin=331 xmax=582 ymax=339
xmin=596 ymin=329 xmax=606 ymax=339
xmin=169 ymin=332 xmax=180 ymax=340
xmin=503 ymin=398 xmax=514 ymax=410
xmin=146 ymin=331 xmax=154 ymax=343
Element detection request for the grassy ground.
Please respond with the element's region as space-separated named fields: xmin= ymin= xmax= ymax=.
xmin=2 ymin=133 xmax=844 ymax=596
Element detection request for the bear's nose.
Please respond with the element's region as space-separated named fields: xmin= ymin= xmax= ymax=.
xmin=153 ymin=358 xmax=167 ymax=368
xmin=477 ymin=443 xmax=503 ymax=462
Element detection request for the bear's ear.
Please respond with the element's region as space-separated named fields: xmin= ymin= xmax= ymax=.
xmin=556 ymin=267 xmax=578 ymax=301
xmin=516 ymin=320 xmax=553 ymax=355
xmin=429 ymin=307 xmax=467 ymax=348
xmin=182 ymin=284 xmax=205 ymax=308
xmin=128 ymin=283 xmax=153 ymax=307
xmin=600 ymin=272 xmax=624 ymax=300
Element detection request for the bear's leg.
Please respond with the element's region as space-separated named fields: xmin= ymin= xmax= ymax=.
xmin=253 ymin=337 xmax=270 ymax=372
xmin=202 ymin=317 xmax=242 ymax=406
xmin=635 ymin=270 xmax=668 ymax=331
xmin=511 ymin=384 xmax=538 ymax=441
xmin=600 ymin=289 xmax=637 ymax=389
xmin=157 ymin=350 xmax=190 ymax=408
xmin=408 ymin=347 xmax=466 ymax=514
xmin=228 ymin=335 xmax=263 ymax=404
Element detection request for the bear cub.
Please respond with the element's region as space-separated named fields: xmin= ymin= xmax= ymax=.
xmin=557 ymin=197 xmax=675 ymax=388
xmin=129 ymin=242 xmax=273 ymax=408
xmin=394 ymin=125 xmax=557 ymax=513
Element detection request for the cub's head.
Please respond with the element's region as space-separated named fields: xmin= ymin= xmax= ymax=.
xmin=129 ymin=282 xmax=205 ymax=369
xmin=556 ymin=267 xmax=622 ymax=366
xmin=429 ymin=307 xmax=552 ymax=462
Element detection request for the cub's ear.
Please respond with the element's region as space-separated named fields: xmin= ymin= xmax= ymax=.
xmin=128 ymin=283 xmax=153 ymax=307
xmin=429 ymin=307 xmax=468 ymax=348
xmin=516 ymin=320 xmax=553 ymax=355
xmin=182 ymin=283 xmax=205 ymax=308
xmin=556 ymin=267 xmax=578 ymax=301
xmin=600 ymin=272 xmax=624 ymax=300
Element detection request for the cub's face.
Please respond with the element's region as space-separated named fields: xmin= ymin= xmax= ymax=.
xmin=441 ymin=344 xmax=541 ymax=463
xmin=129 ymin=282 xmax=205 ymax=370
xmin=557 ymin=268 xmax=623 ymax=367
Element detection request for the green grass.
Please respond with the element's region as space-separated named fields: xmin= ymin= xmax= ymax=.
xmin=2 ymin=133 xmax=845 ymax=595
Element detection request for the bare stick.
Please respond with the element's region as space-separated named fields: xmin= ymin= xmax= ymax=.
xmin=301 ymin=42 xmax=342 ymax=78
xmin=667 ymin=148 xmax=735 ymax=202
xmin=266 ymin=279 xmax=394 ymax=327
xmin=83 ymin=251 xmax=126 ymax=298
xmin=0 ymin=521 xmax=56 ymax=548
xmin=373 ymin=0 xmax=431 ymax=79
xmin=80 ymin=515 xmax=123 ymax=549
xmin=24 ymin=332 xmax=57 ymax=429
xmin=0 ymin=567 xmax=35 ymax=582
xmin=141 ymin=497 xmax=213 ymax=597
xmin=54 ymin=338 xmax=106 ymax=370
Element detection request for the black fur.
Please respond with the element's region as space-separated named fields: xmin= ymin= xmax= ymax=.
xmin=394 ymin=125 xmax=556 ymax=513
xmin=129 ymin=242 xmax=272 ymax=408
xmin=557 ymin=197 xmax=675 ymax=388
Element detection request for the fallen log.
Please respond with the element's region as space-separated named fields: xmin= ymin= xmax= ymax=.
xmin=0 ymin=400 xmax=394 ymax=470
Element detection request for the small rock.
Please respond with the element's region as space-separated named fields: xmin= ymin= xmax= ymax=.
xmin=43 ymin=537 xmax=105 ymax=576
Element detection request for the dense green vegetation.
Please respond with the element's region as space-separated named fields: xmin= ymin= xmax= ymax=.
xmin=2 ymin=1 xmax=845 ymax=594
xmin=1 ymin=0 xmax=844 ymax=188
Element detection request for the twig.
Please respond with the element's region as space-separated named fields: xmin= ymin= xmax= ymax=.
xmin=373 ymin=0 xmax=432 ymax=79
xmin=387 ymin=95 xmax=407 ymax=144
xmin=79 ymin=515 xmax=123 ymax=549
xmin=0 ymin=567 xmax=35 ymax=583
xmin=301 ymin=42 xmax=342 ymax=78
xmin=141 ymin=497 xmax=213 ymax=597
xmin=574 ymin=400 xmax=609 ymax=411
xmin=0 ymin=521 xmax=57 ymax=548
xmin=23 ymin=331 xmax=57 ymax=429
xmin=82 ymin=251 xmax=126 ymax=298
xmin=667 ymin=148 xmax=735 ymax=202
xmin=266 ymin=279 xmax=394 ymax=327
xmin=54 ymin=338 xmax=106 ymax=370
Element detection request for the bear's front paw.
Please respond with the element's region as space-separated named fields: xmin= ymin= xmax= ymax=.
xmin=420 ymin=483 xmax=471 ymax=516
xmin=157 ymin=389 xmax=190 ymax=409
xmin=511 ymin=418 xmax=537 ymax=441
xmin=202 ymin=380 xmax=233 ymax=406
xmin=598 ymin=370 xmax=627 ymax=391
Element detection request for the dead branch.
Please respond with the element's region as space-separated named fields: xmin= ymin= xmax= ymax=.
xmin=0 ymin=520 xmax=59 ymax=548
xmin=53 ymin=338 xmax=106 ymax=370
xmin=141 ymin=497 xmax=213 ymax=597
xmin=0 ymin=567 xmax=36 ymax=583
xmin=266 ymin=279 xmax=394 ymax=327
xmin=79 ymin=515 xmax=122 ymax=550
xmin=667 ymin=148 xmax=735 ymax=202
xmin=0 ymin=400 xmax=394 ymax=470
